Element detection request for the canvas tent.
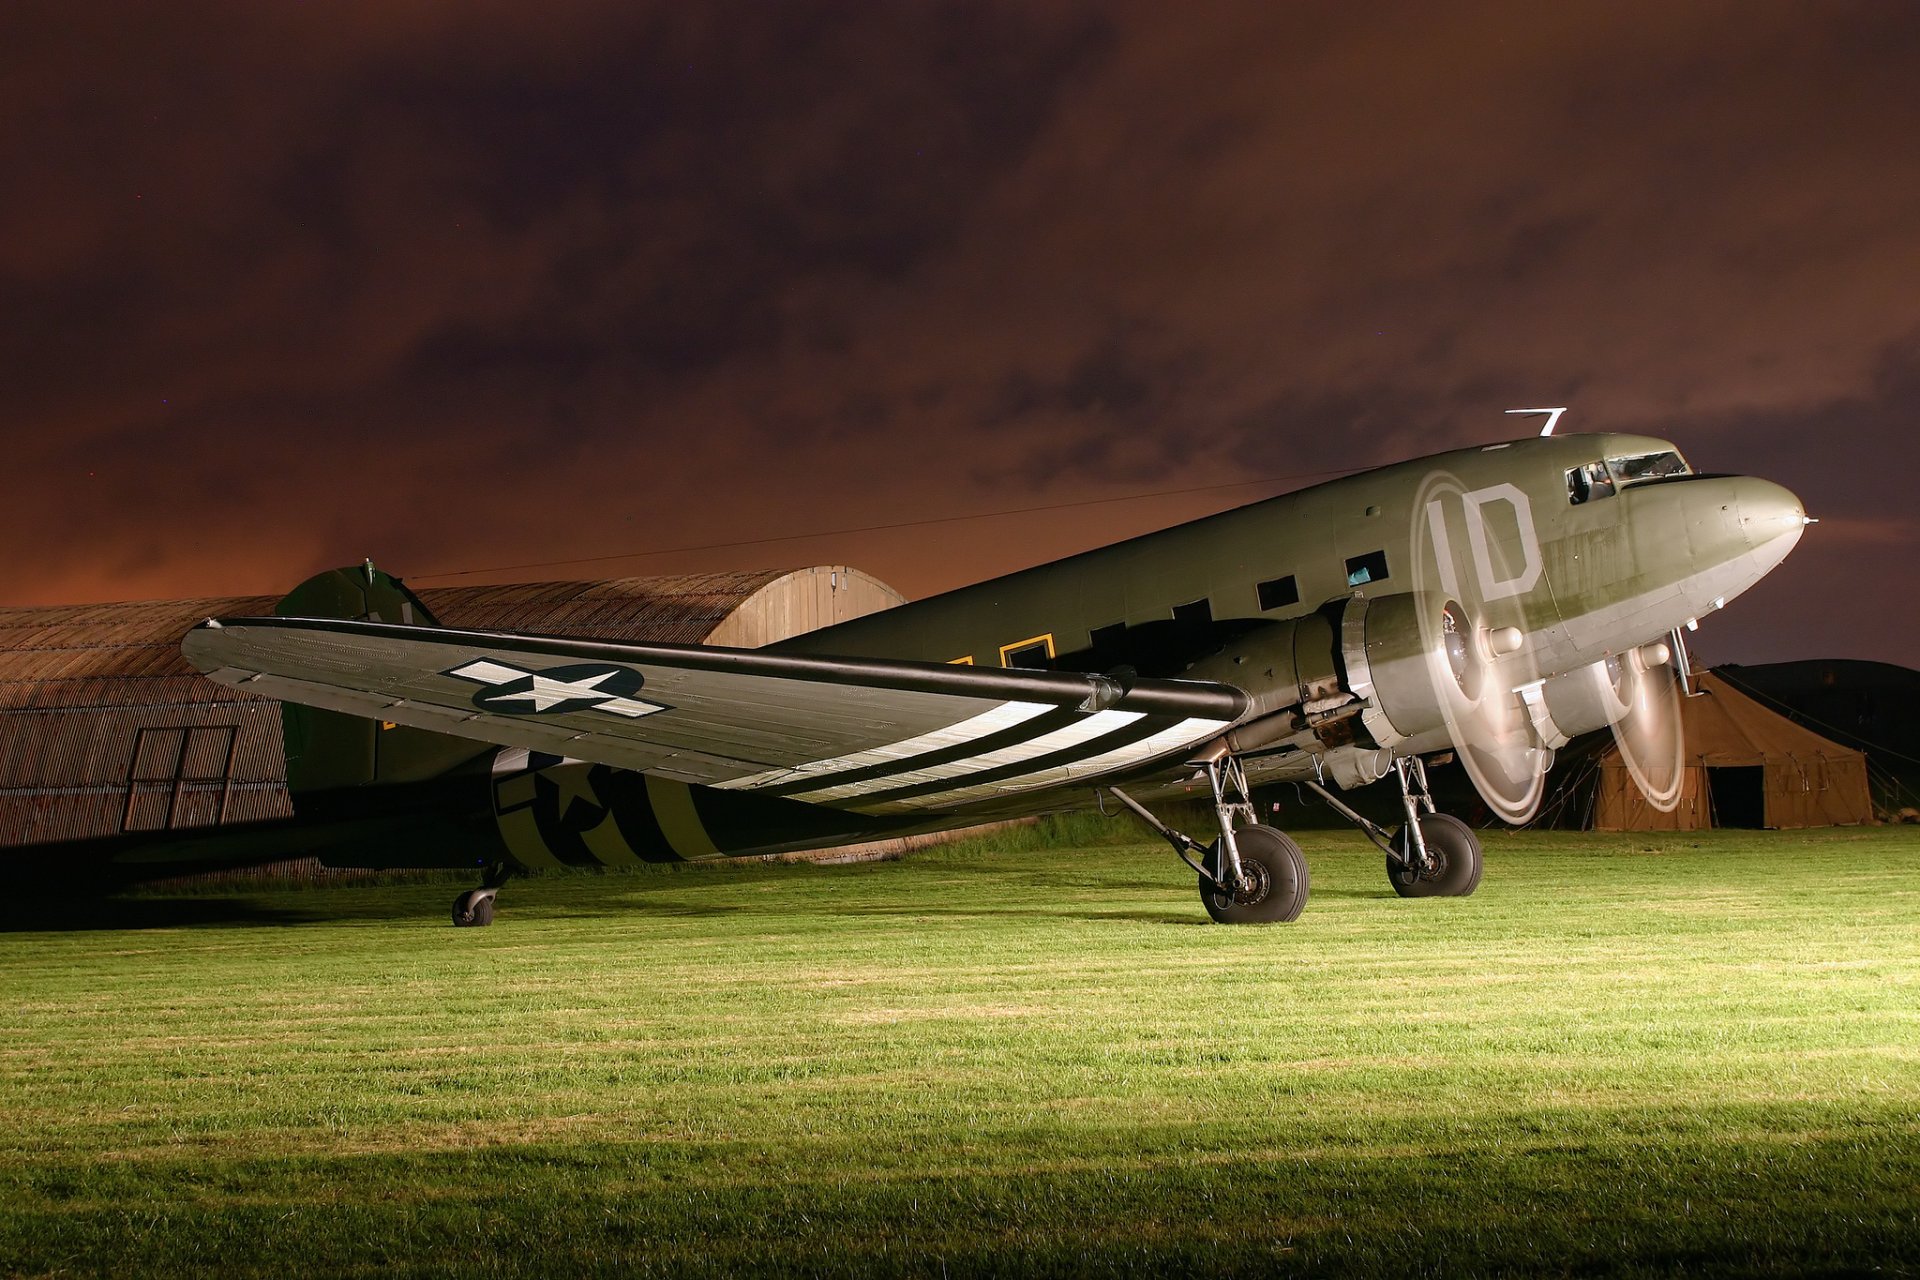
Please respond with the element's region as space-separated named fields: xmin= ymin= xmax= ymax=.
xmin=1589 ymin=671 xmax=1873 ymax=830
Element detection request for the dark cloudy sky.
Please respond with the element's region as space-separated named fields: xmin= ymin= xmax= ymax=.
xmin=3 ymin=1 xmax=1915 ymax=667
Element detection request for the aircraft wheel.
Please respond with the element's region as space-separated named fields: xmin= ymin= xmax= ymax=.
xmin=1199 ymin=825 xmax=1309 ymax=924
xmin=452 ymin=889 xmax=496 ymax=927
xmin=1387 ymin=813 xmax=1483 ymax=898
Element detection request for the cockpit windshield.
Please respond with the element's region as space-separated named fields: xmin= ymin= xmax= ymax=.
xmin=1566 ymin=449 xmax=1691 ymax=504
xmin=1606 ymin=450 xmax=1691 ymax=485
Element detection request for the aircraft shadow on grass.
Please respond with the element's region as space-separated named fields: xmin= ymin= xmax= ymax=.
xmin=827 ymin=902 xmax=1209 ymax=926
xmin=10 ymin=1125 xmax=1902 ymax=1273
xmin=0 ymin=896 xmax=342 ymax=933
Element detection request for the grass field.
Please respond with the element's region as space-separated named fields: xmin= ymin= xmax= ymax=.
xmin=3 ymin=822 xmax=1917 ymax=1277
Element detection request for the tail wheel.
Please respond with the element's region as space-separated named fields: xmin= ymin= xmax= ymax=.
xmin=1387 ymin=812 xmax=1483 ymax=898
xmin=452 ymin=889 xmax=496 ymax=927
xmin=1200 ymin=825 xmax=1309 ymax=924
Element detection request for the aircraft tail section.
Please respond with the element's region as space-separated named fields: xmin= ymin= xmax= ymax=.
xmin=275 ymin=564 xmax=488 ymax=794
xmin=261 ymin=565 xmax=895 ymax=876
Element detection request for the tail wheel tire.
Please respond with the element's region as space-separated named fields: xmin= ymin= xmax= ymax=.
xmin=1387 ymin=813 xmax=1483 ymax=898
xmin=1200 ymin=825 xmax=1309 ymax=924
xmin=452 ymin=890 xmax=496 ymax=927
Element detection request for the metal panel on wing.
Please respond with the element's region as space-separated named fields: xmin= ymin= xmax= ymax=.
xmin=183 ymin=616 xmax=1249 ymax=797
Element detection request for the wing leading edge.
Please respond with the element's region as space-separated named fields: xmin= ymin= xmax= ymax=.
xmin=184 ymin=617 xmax=1247 ymax=815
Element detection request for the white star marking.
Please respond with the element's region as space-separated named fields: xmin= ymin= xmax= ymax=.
xmin=450 ymin=660 xmax=662 ymax=718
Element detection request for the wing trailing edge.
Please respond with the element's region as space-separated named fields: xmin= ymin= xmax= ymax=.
xmin=184 ymin=617 xmax=1247 ymax=814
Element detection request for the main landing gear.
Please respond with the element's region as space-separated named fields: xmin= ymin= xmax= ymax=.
xmin=452 ymin=862 xmax=514 ymax=927
xmin=1302 ymin=756 xmax=1483 ymax=898
xmin=1109 ymin=753 xmax=1482 ymax=922
xmin=1109 ymin=753 xmax=1308 ymax=924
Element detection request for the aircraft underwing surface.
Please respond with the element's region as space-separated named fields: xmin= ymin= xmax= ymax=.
xmin=185 ymin=617 xmax=1247 ymax=815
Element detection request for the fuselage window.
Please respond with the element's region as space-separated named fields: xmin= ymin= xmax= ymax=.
xmin=1346 ymin=550 xmax=1389 ymax=587
xmin=1566 ymin=462 xmax=1616 ymax=505
xmin=1087 ymin=623 xmax=1128 ymax=666
xmin=1172 ymin=598 xmax=1212 ymax=628
xmin=1605 ymin=450 xmax=1691 ymax=487
xmin=1256 ymin=575 xmax=1299 ymax=611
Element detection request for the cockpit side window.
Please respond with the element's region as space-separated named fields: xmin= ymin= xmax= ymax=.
xmin=1605 ymin=450 xmax=1691 ymax=486
xmin=1566 ymin=462 xmax=1616 ymax=505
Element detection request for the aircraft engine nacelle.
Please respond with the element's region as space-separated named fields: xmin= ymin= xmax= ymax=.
xmin=1182 ymin=613 xmax=1361 ymax=755
xmin=1341 ymin=591 xmax=1507 ymax=751
xmin=1345 ymin=589 xmax=1673 ymax=754
xmin=1185 ymin=595 xmax=1654 ymax=788
xmin=1517 ymin=645 xmax=1671 ymax=749
xmin=1184 ymin=604 xmax=1439 ymax=776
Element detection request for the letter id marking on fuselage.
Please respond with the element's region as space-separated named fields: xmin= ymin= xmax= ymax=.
xmin=1424 ymin=481 xmax=1544 ymax=603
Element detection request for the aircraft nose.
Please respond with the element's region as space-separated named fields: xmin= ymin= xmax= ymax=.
xmin=1734 ymin=476 xmax=1807 ymax=565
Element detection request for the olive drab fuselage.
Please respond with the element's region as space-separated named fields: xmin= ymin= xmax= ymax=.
xmin=168 ymin=430 xmax=1798 ymax=882
xmin=769 ymin=432 xmax=1801 ymax=795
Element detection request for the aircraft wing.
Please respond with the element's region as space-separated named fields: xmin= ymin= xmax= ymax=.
xmin=183 ymin=617 xmax=1247 ymax=814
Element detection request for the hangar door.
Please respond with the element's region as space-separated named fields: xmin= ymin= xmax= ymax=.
xmin=124 ymin=725 xmax=238 ymax=832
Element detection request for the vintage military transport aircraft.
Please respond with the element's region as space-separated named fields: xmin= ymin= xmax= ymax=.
xmin=184 ymin=431 xmax=1807 ymax=925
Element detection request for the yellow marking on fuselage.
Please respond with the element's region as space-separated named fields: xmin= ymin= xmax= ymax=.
xmin=998 ymin=633 xmax=1056 ymax=667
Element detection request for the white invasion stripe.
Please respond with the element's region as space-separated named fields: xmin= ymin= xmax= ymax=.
xmin=793 ymin=709 xmax=1147 ymax=802
xmin=859 ymin=717 xmax=1232 ymax=813
xmin=710 ymin=700 xmax=1053 ymax=791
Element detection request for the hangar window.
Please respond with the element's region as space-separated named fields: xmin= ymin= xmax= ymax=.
xmin=1566 ymin=462 xmax=1615 ymax=505
xmin=1256 ymin=575 xmax=1299 ymax=611
xmin=1345 ymin=550 xmax=1389 ymax=587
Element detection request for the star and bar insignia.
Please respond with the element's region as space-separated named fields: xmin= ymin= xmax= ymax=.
xmin=445 ymin=659 xmax=665 ymax=719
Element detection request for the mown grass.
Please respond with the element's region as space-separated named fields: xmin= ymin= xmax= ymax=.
xmin=2 ymin=824 xmax=1916 ymax=1277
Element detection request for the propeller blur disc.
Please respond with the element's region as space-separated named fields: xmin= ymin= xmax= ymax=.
xmin=1408 ymin=471 xmax=1550 ymax=824
xmin=1611 ymin=644 xmax=1686 ymax=812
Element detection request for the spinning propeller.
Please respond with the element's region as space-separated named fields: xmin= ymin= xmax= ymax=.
xmin=1408 ymin=472 xmax=1552 ymax=823
xmin=1605 ymin=641 xmax=1686 ymax=813
xmin=1402 ymin=471 xmax=1689 ymax=822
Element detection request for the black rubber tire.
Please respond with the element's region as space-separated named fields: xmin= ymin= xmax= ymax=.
xmin=1386 ymin=813 xmax=1483 ymax=898
xmin=452 ymin=891 xmax=496 ymax=927
xmin=1199 ymin=825 xmax=1309 ymax=924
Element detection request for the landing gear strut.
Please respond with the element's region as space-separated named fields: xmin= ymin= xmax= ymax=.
xmin=1109 ymin=753 xmax=1308 ymax=924
xmin=452 ymin=862 xmax=514 ymax=927
xmin=1387 ymin=812 xmax=1483 ymax=897
xmin=1302 ymin=757 xmax=1482 ymax=897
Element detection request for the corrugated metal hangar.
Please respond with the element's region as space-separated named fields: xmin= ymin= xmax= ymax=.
xmin=0 ymin=567 xmax=903 ymax=855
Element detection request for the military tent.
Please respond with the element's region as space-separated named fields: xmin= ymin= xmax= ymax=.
xmin=1589 ymin=670 xmax=1873 ymax=830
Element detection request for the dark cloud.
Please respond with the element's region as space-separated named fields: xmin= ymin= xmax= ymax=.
xmin=1678 ymin=336 xmax=1920 ymax=667
xmin=1 ymin=0 xmax=1915 ymax=666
